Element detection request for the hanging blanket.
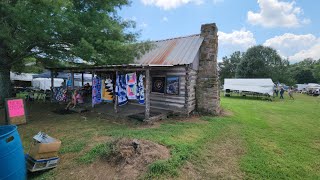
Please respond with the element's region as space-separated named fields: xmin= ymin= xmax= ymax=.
xmin=116 ymin=74 xmax=128 ymax=106
xmin=126 ymin=73 xmax=137 ymax=100
xmin=136 ymin=74 xmax=145 ymax=104
xmin=101 ymin=78 xmax=114 ymax=102
xmin=92 ymin=76 xmax=102 ymax=106
xmin=53 ymin=87 xmax=66 ymax=102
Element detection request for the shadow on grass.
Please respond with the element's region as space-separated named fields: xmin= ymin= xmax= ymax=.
xmin=223 ymin=95 xmax=273 ymax=102
xmin=27 ymin=169 xmax=55 ymax=180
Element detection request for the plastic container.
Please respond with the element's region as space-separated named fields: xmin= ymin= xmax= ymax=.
xmin=0 ymin=125 xmax=26 ymax=180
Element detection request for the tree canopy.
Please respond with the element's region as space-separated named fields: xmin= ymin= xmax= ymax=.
xmin=0 ymin=0 xmax=149 ymax=101
xmin=218 ymin=51 xmax=242 ymax=83
xmin=236 ymin=45 xmax=289 ymax=82
xmin=219 ymin=45 xmax=320 ymax=85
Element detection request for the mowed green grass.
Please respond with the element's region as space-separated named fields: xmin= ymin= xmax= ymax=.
xmin=17 ymin=93 xmax=320 ymax=179
xmin=221 ymin=93 xmax=320 ymax=179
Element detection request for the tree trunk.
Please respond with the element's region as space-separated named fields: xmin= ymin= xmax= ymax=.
xmin=0 ymin=67 xmax=12 ymax=104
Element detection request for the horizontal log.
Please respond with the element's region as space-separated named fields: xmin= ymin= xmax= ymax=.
xmin=150 ymin=94 xmax=185 ymax=100
xmin=151 ymin=101 xmax=185 ymax=109
xmin=150 ymin=98 xmax=185 ymax=104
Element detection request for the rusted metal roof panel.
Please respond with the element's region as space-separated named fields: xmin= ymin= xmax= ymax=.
xmin=136 ymin=34 xmax=203 ymax=65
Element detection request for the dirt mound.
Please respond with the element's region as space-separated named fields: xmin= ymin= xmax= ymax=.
xmin=108 ymin=138 xmax=170 ymax=179
xmin=66 ymin=138 xmax=170 ymax=180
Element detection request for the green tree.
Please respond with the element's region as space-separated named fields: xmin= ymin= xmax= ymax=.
xmin=295 ymin=69 xmax=317 ymax=84
xmin=218 ymin=51 xmax=243 ymax=84
xmin=236 ymin=45 xmax=289 ymax=83
xmin=313 ymin=64 xmax=320 ymax=82
xmin=0 ymin=0 xmax=149 ymax=102
xmin=287 ymin=58 xmax=320 ymax=84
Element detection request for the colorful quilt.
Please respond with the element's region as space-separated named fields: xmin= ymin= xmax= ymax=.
xmin=92 ymin=76 xmax=102 ymax=106
xmin=53 ymin=87 xmax=66 ymax=102
xmin=136 ymin=74 xmax=145 ymax=104
xmin=101 ymin=78 xmax=114 ymax=103
xmin=116 ymin=74 xmax=128 ymax=106
xmin=126 ymin=73 xmax=137 ymax=100
xmin=126 ymin=73 xmax=137 ymax=85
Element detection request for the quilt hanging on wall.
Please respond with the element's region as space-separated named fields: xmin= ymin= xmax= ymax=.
xmin=92 ymin=76 xmax=102 ymax=106
xmin=166 ymin=76 xmax=179 ymax=95
xmin=152 ymin=77 xmax=165 ymax=93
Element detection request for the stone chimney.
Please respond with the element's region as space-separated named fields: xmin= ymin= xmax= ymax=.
xmin=196 ymin=23 xmax=220 ymax=115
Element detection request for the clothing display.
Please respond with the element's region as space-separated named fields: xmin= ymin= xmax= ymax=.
xmin=92 ymin=76 xmax=102 ymax=106
xmin=116 ymin=74 xmax=128 ymax=106
xmin=136 ymin=74 xmax=145 ymax=104
xmin=101 ymin=78 xmax=114 ymax=102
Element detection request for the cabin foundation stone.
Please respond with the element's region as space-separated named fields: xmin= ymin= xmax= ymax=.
xmin=196 ymin=23 xmax=220 ymax=115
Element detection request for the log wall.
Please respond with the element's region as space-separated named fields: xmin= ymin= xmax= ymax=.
xmin=148 ymin=66 xmax=197 ymax=114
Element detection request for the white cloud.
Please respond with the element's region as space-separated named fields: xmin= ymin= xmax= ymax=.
xmin=289 ymin=43 xmax=320 ymax=62
xmin=247 ymin=0 xmax=310 ymax=28
xmin=162 ymin=16 xmax=169 ymax=22
xmin=263 ymin=33 xmax=320 ymax=62
xmin=264 ymin=33 xmax=318 ymax=57
xmin=141 ymin=0 xmax=204 ymax=10
xmin=218 ymin=29 xmax=256 ymax=56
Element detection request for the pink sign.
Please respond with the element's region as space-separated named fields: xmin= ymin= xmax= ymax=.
xmin=7 ymin=99 xmax=25 ymax=118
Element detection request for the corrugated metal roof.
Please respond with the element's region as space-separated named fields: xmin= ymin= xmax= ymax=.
xmin=136 ymin=34 xmax=204 ymax=65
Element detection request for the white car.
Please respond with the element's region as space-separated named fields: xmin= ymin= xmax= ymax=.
xmin=314 ymin=89 xmax=320 ymax=96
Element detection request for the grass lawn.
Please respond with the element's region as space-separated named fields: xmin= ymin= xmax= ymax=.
xmin=12 ymin=93 xmax=320 ymax=179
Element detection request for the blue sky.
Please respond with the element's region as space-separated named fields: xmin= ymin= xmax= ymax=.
xmin=119 ymin=0 xmax=320 ymax=63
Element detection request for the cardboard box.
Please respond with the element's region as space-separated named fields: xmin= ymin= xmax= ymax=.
xmin=26 ymin=154 xmax=59 ymax=172
xmin=28 ymin=132 xmax=61 ymax=160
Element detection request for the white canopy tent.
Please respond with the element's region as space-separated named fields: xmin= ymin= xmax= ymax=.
xmin=296 ymin=84 xmax=308 ymax=91
xmin=32 ymin=78 xmax=64 ymax=90
xmin=10 ymin=72 xmax=36 ymax=82
xmin=224 ymin=78 xmax=274 ymax=96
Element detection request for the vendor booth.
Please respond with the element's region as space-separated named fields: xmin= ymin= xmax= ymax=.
xmin=32 ymin=78 xmax=64 ymax=90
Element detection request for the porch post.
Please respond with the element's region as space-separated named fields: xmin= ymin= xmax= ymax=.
xmin=114 ymin=71 xmax=118 ymax=113
xmin=50 ymin=70 xmax=54 ymax=102
xmin=145 ymin=69 xmax=150 ymax=120
xmin=81 ymin=72 xmax=84 ymax=87
xmin=91 ymin=71 xmax=94 ymax=108
xmin=71 ymin=72 xmax=75 ymax=89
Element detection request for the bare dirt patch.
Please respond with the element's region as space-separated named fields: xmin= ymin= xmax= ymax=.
xmin=134 ymin=115 xmax=208 ymax=130
xmin=220 ymin=109 xmax=234 ymax=117
xmin=61 ymin=138 xmax=170 ymax=180
xmin=177 ymin=125 xmax=245 ymax=180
